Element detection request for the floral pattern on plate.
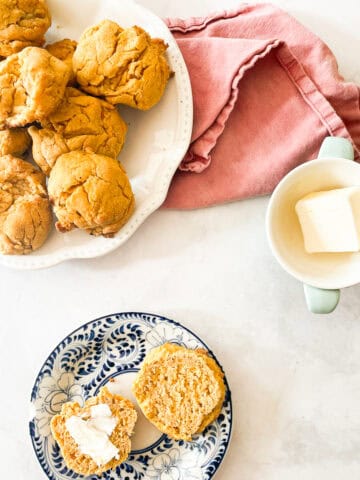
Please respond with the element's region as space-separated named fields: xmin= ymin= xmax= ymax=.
xmin=30 ymin=312 xmax=232 ymax=480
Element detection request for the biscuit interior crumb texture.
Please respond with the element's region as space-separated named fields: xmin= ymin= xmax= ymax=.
xmin=0 ymin=47 xmax=70 ymax=128
xmin=50 ymin=387 xmax=137 ymax=476
xmin=133 ymin=343 xmax=226 ymax=440
xmin=0 ymin=155 xmax=52 ymax=254
xmin=48 ymin=150 xmax=135 ymax=236
xmin=73 ymin=20 xmax=171 ymax=110
xmin=0 ymin=0 xmax=51 ymax=57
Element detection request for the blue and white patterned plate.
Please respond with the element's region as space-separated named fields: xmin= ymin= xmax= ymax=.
xmin=30 ymin=312 xmax=232 ymax=480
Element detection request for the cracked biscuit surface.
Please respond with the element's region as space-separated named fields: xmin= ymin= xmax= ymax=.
xmin=46 ymin=39 xmax=77 ymax=85
xmin=0 ymin=128 xmax=31 ymax=157
xmin=73 ymin=21 xmax=171 ymax=110
xmin=0 ymin=155 xmax=52 ymax=254
xmin=48 ymin=151 xmax=135 ymax=236
xmin=28 ymin=128 xmax=68 ymax=176
xmin=28 ymin=87 xmax=127 ymax=175
xmin=0 ymin=0 xmax=51 ymax=57
xmin=0 ymin=46 xmax=70 ymax=129
xmin=133 ymin=343 xmax=226 ymax=441
xmin=50 ymin=387 xmax=137 ymax=476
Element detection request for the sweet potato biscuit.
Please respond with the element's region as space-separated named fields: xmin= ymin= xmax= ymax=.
xmin=0 ymin=47 xmax=70 ymax=129
xmin=0 ymin=0 xmax=51 ymax=57
xmin=132 ymin=343 xmax=226 ymax=441
xmin=46 ymin=39 xmax=77 ymax=85
xmin=48 ymin=151 xmax=135 ymax=236
xmin=28 ymin=87 xmax=127 ymax=175
xmin=0 ymin=128 xmax=30 ymax=157
xmin=73 ymin=21 xmax=171 ymax=110
xmin=28 ymin=127 xmax=68 ymax=176
xmin=0 ymin=155 xmax=51 ymax=254
xmin=50 ymin=387 xmax=137 ymax=476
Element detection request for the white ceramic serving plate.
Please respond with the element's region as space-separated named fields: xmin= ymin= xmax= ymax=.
xmin=0 ymin=0 xmax=192 ymax=270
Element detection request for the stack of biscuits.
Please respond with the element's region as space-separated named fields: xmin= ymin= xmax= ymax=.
xmin=0 ymin=0 xmax=171 ymax=255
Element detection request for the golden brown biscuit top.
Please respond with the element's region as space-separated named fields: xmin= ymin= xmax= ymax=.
xmin=28 ymin=127 xmax=69 ymax=176
xmin=0 ymin=46 xmax=71 ymax=128
xmin=48 ymin=151 xmax=134 ymax=236
xmin=42 ymin=87 xmax=124 ymax=140
xmin=28 ymin=87 xmax=127 ymax=175
xmin=0 ymin=0 xmax=51 ymax=56
xmin=0 ymin=154 xmax=51 ymax=255
xmin=0 ymin=155 xmax=47 ymax=205
xmin=28 ymin=86 xmax=128 ymax=178
xmin=0 ymin=128 xmax=31 ymax=157
xmin=46 ymin=39 xmax=77 ymax=62
xmin=48 ymin=151 xmax=132 ymax=199
xmin=0 ymin=0 xmax=50 ymax=39
xmin=46 ymin=39 xmax=77 ymax=84
xmin=73 ymin=21 xmax=170 ymax=109
xmin=43 ymin=87 xmax=109 ymax=137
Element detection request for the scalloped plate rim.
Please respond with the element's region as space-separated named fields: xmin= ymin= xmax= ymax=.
xmin=0 ymin=0 xmax=193 ymax=270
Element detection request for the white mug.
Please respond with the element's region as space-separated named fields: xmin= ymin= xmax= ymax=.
xmin=266 ymin=136 xmax=360 ymax=313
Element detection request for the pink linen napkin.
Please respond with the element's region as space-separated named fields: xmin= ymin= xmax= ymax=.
xmin=162 ymin=3 xmax=360 ymax=209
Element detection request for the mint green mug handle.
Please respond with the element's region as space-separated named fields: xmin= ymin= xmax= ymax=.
xmin=318 ymin=136 xmax=354 ymax=161
xmin=304 ymin=284 xmax=340 ymax=314
xmin=304 ymin=136 xmax=354 ymax=314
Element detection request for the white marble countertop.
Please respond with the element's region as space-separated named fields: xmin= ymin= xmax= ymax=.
xmin=1 ymin=0 xmax=360 ymax=479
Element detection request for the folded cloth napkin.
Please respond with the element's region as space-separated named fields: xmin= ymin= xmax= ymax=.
xmin=162 ymin=3 xmax=360 ymax=209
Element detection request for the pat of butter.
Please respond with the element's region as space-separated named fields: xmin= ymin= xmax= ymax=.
xmin=295 ymin=186 xmax=360 ymax=253
xmin=65 ymin=403 xmax=118 ymax=466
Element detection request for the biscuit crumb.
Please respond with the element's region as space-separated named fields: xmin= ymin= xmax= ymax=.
xmin=133 ymin=343 xmax=226 ymax=440
xmin=50 ymin=386 xmax=137 ymax=476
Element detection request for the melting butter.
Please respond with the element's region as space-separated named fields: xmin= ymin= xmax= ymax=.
xmin=65 ymin=403 xmax=119 ymax=466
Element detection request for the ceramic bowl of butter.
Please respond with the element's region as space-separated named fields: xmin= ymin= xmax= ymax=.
xmin=266 ymin=136 xmax=360 ymax=314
